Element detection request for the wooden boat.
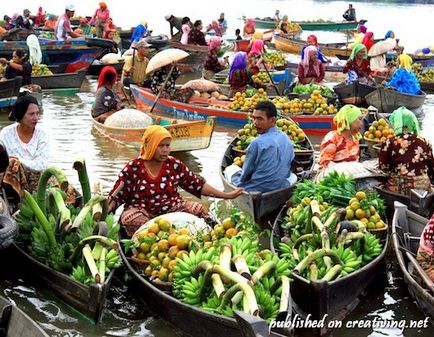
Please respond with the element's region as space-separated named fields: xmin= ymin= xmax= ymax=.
xmin=119 ymin=242 xmax=291 ymax=337
xmin=32 ymin=70 xmax=87 ymax=90
xmin=0 ymin=295 xmax=49 ymax=337
xmin=365 ymin=86 xmax=426 ymax=114
xmin=131 ymin=85 xmax=335 ymax=134
xmin=274 ymin=35 xmax=351 ymax=58
xmin=91 ymin=109 xmax=216 ymax=152
xmin=87 ymin=61 xmax=125 ymax=76
xmin=270 ymin=205 xmax=389 ymax=336
xmin=0 ymin=38 xmax=115 ymax=73
xmin=251 ymin=18 xmax=359 ymax=31
xmin=219 ymin=134 xmax=315 ymax=223
xmin=0 ymin=77 xmax=22 ymax=109
xmin=11 ymin=242 xmax=114 ymax=322
xmin=392 ymin=202 xmax=434 ymax=319
xmin=333 ymin=81 xmax=377 ymax=106
xmin=167 ymin=41 xmax=208 ymax=73
xmin=420 ymin=81 xmax=434 ymax=94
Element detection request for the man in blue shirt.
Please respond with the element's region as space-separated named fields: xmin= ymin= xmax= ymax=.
xmin=230 ymin=101 xmax=296 ymax=192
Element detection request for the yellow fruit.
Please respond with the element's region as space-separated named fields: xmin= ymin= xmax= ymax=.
xmin=168 ymin=245 xmax=180 ymax=259
xmin=176 ymin=250 xmax=189 ymax=259
xmin=158 ymin=252 xmax=166 ymax=261
xmin=158 ymin=218 xmax=171 ymax=232
xmin=178 ymin=228 xmax=191 ymax=236
xmin=350 ymin=202 xmax=360 ymax=211
xmin=175 ymin=235 xmax=191 ymax=250
xmin=137 ymin=230 xmax=148 ymax=240
xmin=349 ymin=197 xmax=358 ymax=205
xmin=148 ymin=222 xmax=160 ymax=234
xmin=355 ymin=191 xmax=366 ymax=200
xmin=136 ymin=252 xmax=146 ymax=260
xmin=168 ymin=259 xmax=177 ymax=271
xmin=346 ymin=208 xmax=354 ymax=220
xmin=158 ymin=268 xmax=169 ymax=282
xmin=367 ymin=222 xmax=376 ymax=229
xmin=158 ymin=239 xmax=170 ymax=252
xmin=225 ymin=228 xmax=238 ymax=238
xmin=168 ymin=233 xmax=178 ymax=246
xmin=376 ymin=221 xmax=385 ymax=229
xmin=162 ymin=257 xmax=172 ymax=268
xmin=360 ymin=217 xmax=369 ymax=225
xmin=139 ymin=242 xmax=150 ymax=253
xmin=355 ymin=209 xmax=365 ymax=219
xmin=144 ymin=265 xmax=153 ymax=276
xmin=222 ymin=217 xmax=235 ymax=230
xmin=369 ymin=206 xmax=376 ymax=214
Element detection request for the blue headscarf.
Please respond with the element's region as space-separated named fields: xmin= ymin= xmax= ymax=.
xmin=384 ymin=30 xmax=394 ymax=39
xmin=130 ymin=24 xmax=146 ymax=44
xmin=229 ymin=52 xmax=247 ymax=82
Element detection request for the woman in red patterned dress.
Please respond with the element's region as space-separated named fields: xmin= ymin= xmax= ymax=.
xmin=108 ymin=125 xmax=243 ymax=235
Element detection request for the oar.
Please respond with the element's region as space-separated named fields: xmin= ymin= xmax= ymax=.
xmin=405 ymin=251 xmax=434 ymax=294
xmin=261 ymin=59 xmax=280 ymax=96
xmin=150 ymin=64 xmax=176 ymax=113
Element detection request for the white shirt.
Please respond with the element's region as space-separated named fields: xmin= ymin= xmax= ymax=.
xmin=0 ymin=123 xmax=50 ymax=171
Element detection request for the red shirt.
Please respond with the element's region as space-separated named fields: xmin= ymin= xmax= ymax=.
xmin=109 ymin=156 xmax=205 ymax=215
xmin=297 ymin=61 xmax=325 ymax=84
xmin=343 ymin=59 xmax=371 ymax=77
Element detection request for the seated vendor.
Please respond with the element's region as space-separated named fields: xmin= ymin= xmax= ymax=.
xmin=92 ymin=66 xmax=122 ymax=119
xmin=203 ymin=38 xmax=228 ymax=80
xmin=150 ymin=63 xmax=180 ymax=97
xmin=297 ymin=45 xmax=325 ymax=85
xmin=319 ymin=105 xmax=362 ymax=169
xmin=379 ymin=107 xmax=434 ymax=196
xmin=0 ymin=96 xmax=49 ymax=196
xmin=108 ymin=125 xmax=243 ymax=236
xmin=228 ymin=52 xmax=249 ymax=97
xmin=121 ymin=39 xmax=151 ymax=87
xmin=417 ymin=215 xmax=434 ymax=282
xmin=229 ymin=101 xmax=296 ymax=193
xmin=0 ymin=49 xmax=32 ymax=86
xmin=343 ymin=43 xmax=371 ymax=79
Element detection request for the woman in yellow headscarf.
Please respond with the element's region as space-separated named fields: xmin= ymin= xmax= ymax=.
xmin=108 ymin=125 xmax=243 ymax=236
xmin=319 ymin=104 xmax=363 ymax=169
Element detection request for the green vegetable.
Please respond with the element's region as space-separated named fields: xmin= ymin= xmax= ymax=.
xmin=73 ymin=157 xmax=91 ymax=204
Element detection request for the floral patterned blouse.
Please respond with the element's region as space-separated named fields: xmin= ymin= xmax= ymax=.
xmin=150 ymin=66 xmax=180 ymax=95
xmin=204 ymin=52 xmax=225 ymax=73
xmin=108 ymin=156 xmax=205 ymax=215
xmin=188 ymin=28 xmax=207 ymax=46
xmin=319 ymin=131 xmax=360 ymax=169
xmin=379 ymin=133 xmax=434 ymax=179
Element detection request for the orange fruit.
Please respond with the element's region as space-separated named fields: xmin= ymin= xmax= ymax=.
xmin=178 ymin=228 xmax=191 ymax=235
xmin=168 ymin=245 xmax=180 ymax=259
xmin=168 ymin=233 xmax=178 ymax=246
xmin=148 ymin=222 xmax=160 ymax=234
xmin=225 ymin=228 xmax=238 ymax=238
xmin=175 ymin=235 xmax=191 ymax=250
xmin=158 ymin=239 xmax=170 ymax=252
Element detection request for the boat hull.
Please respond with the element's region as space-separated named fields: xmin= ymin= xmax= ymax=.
xmin=12 ymin=243 xmax=114 ymax=322
xmin=271 ymin=206 xmax=389 ymax=336
xmin=87 ymin=61 xmax=125 ymax=76
xmin=333 ymin=81 xmax=376 ymax=106
xmin=420 ymin=81 xmax=434 ymax=94
xmin=365 ymin=87 xmax=426 ymax=113
xmin=91 ymin=110 xmax=216 ymax=152
xmin=274 ymin=35 xmax=351 ymax=57
xmin=252 ymin=19 xmax=358 ymax=31
xmin=0 ymin=77 xmax=22 ymax=109
xmin=32 ymin=70 xmax=87 ymax=90
xmin=392 ymin=203 xmax=434 ymax=319
xmin=0 ymin=295 xmax=49 ymax=337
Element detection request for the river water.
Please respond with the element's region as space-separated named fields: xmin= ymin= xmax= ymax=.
xmin=1 ymin=0 xmax=434 ymax=336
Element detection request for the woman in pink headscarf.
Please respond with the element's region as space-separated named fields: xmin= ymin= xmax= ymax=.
xmin=243 ymin=18 xmax=255 ymax=37
xmin=248 ymin=39 xmax=265 ymax=57
xmin=297 ymin=45 xmax=325 ymax=84
xmin=207 ymin=20 xmax=223 ymax=37
xmin=34 ymin=7 xmax=46 ymax=26
xmin=203 ymin=38 xmax=229 ymax=79
xmin=91 ymin=2 xmax=110 ymax=38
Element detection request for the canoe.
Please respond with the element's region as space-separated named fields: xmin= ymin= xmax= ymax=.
xmin=91 ymin=109 xmax=216 ymax=152
xmin=118 ymin=242 xmax=291 ymax=337
xmin=11 ymin=242 xmax=114 ymax=322
xmin=420 ymin=81 xmax=434 ymax=94
xmin=365 ymin=87 xmax=426 ymax=114
xmin=130 ymin=85 xmax=335 ymax=134
xmin=0 ymin=38 xmax=115 ymax=73
xmin=0 ymin=77 xmax=22 ymax=109
xmin=251 ymin=18 xmax=359 ymax=31
xmin=219 ymin=134 xmax=315 ymax=223
xmin=87 ymin=60 xmax=125 ymax=76
xmin=392 ymin=202 xmax=434 ymax=319
xmin=167 ymin=41 xmax=208 ymax=73
xmin=32 ymin=70 xmax=87 ymax=90
xmin=270 ymin=205 xmax=389 ymax=336
xmin=0 ymin=295 xmax=49 ymax=337
xmin=274 ymin=35 xmax=351 ymax=57
xmin=333 ymin=81 xmax=377 ymax=106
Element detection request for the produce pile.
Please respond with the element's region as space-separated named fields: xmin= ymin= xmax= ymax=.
xmin=252 ymin=70 xmax=272 ymax=85
xmin=125 ymin=207 xmax=292 ymax=322
xmin=15 ymin=158 xmax=121 ymax=285
xmin=262 ymin=51 xmax=286 ymax=68
xmin=292 ymin=83 xmax=334 ymax=98
xmin=363 ymin=118 xmax=395 ymax=142
xmin=412 ymin=63 xmax=434 ymax=83
xmin=32 ymin=64 xmax=53 ymax=76
xmin=272 ymin=90 xmax=337 ymax=115
xmin=227 ymin=88 xmax=269 ymax=112
xmin=276 ymin=172 xmax=385 ymax=281
xmin=0 ymin=63 xmax=5 ymax=76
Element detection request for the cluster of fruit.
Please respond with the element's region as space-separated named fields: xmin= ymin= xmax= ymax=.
xmin=252 ymin=71 xmax=271 ymax=85
xmin=262 ymin=51 xmax=286 ymax=67
xmin=345 ymin=191 xmax=387 ymax=230
xmin=0 ymin=64 xmax=5 ymax=76
xmin=227 ymin=88 xmax=269 ymax=112
xmin=233 ymin=154 xmax=246 ymax=168
xmin=272 ymin=91 xmax=337 ymax=115
xmin=209 ymin=217 xmax=239 ymax=240
xmin=363 ymin=118 xmax=395 ymax=142
xmin=412 ymin=63 xmax=434 ymax=83
xmin=32 ymin=64 xmax=53 ymax=76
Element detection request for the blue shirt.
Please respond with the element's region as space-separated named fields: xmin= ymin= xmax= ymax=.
xmin=231 ymin=126 xmax=294 ymax=192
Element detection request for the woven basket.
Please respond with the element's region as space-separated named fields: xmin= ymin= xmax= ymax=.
xmin=363 ymin=136 xmax=383 ymax=158
xmin=367 ymin=223 xmax=388 ymax=240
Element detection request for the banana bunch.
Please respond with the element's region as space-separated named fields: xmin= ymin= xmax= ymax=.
xmin=71 ymin=265 xmax=86 ymax=283
xmin=106 ymin=248 xmax=121 ymax=269
xmin=179 ymin=274 xmax=204 ymax=306
xmin=32 ymin=64 xmax=53 ymax=76
xmin=332 ymin=245 xmax=362 ymax=277
xmin=361 ymin=233 xmax=382 ymax=263
xmin=255 ymin=286 xmax=279 ymax=322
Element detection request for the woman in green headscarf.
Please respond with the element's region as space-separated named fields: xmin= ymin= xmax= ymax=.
xmin=319 ymin=104 xmax=363 ymax=169
xmin=342 ymin=43 xmax=371 ymax=79
xmin=379 ymin=107 xmax=434 ymax=195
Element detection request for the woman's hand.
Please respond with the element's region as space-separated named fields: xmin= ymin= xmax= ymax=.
xmin=0 ymin=58 xmax=8 ymax=64
xmin=224 ymin=187 xmax=244 ymax=199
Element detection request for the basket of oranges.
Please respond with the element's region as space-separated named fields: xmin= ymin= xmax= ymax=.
xmin=363 ymin=118 xmax=395 ymax=157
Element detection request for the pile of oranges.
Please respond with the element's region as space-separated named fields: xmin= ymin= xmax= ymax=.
xmin=363 ymin=118 xmax=395 ymax=142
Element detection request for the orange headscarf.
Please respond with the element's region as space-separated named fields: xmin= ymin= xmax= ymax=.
xmin=99 ymin=2 xmax=107 ymax=9
xmin=139 ymin=125 xmax=172 ymax=160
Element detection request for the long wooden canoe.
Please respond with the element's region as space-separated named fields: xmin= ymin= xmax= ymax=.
xmin=0 ymin=77 xmax=22 ymax=109
xmin=271 ymin=205 xmax=389 ymax=336
xmin=32 ymin=70 xmax=87 ymax=90
xmin=274 ymin=35 xmax=351 ymax=58
xmin=219 ymin=133 xmax=314 ymax=223
xmin=0 ymin=295 xmax=49 ymax=337
xmin=392 ymin=202 xmax=434 ymax=319
xmin=420 ymin=81 xmax=434 ymax=94
xmin=251 ymin=18 xmax=359 ymax=31
xmin=91 ymin=109 xmax=216 ymax=152
xmin=333 ymin=81 xmax=377 ymax=106
xmin=365 ymin=87 xmax=426 ymax=114
xmin=119 ymin=242 xmax=291 ymax=337
xmin=87 ymin=61 xmax=124 ymax=76
xmin=167 ymin=41 xmax=208 ymax=73
xmin=130 ymin=85 xmax=335 ymax=134
xmin=11 ymin=243 xmax=114 ymax=322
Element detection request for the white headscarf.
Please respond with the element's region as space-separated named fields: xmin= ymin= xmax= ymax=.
xmin=26 ymin=34 xmax=42 ymax=65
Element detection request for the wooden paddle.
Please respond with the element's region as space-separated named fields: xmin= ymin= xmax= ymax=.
xmin=150 ymin=63 xmax=176 ymax=113
xmin=260 ymin=59 xmax=280 ymax=96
